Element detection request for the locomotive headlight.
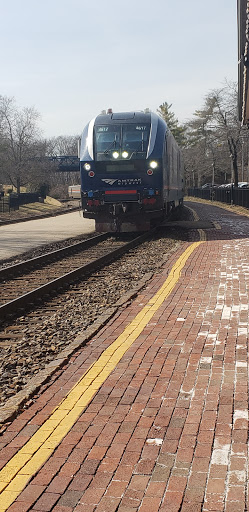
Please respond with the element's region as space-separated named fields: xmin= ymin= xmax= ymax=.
xmin=122 ymin=151 xmax=129 ymax=159
xmin=150 ymin=161 xmax=158 ymax=169
xmin=112 ymin=151 xmax=119 ymax=159
xmin=84 ymin=163 xmax=91 ymax=171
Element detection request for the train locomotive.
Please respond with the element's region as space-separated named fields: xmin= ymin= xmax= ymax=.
xmin=79 ymin=110 xmax=184 ymax=231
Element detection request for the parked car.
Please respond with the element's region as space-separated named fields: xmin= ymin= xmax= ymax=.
xmin=201 ymin=183 xmax=219 ymax=189
xmin=238 ymin=182 xmax=249 ymax=188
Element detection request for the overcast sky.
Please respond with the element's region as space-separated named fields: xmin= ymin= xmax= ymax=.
xmin=0 ymin=0 xmax=237 ymax=138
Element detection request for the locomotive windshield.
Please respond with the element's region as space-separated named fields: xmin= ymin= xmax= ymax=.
xmin=94 ymin=125 xmax=120 ymax=153
xmin=94 ymin=123 xmax=150 ymax=161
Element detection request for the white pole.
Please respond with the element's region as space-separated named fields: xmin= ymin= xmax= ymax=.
xmin=242 ymin=140 xmax=244 ymax=181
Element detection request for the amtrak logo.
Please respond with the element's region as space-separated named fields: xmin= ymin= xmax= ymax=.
xmin=101 ymin=179 xmax=118 ymax=185
xmin=101 ymin=178 xmax=142 ymax=186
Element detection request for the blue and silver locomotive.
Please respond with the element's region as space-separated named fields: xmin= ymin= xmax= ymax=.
xmin=78 ymin=110 xmax=184 ymax=231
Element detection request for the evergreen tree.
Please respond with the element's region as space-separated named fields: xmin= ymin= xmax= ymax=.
xmin=157 ymin=102 xmax=186 ymax=146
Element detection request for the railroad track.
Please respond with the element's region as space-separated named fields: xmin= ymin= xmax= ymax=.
xmin=0 ymin=230 xmax=156 ymax=323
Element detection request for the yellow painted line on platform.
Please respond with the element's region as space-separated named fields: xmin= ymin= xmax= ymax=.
xmin=198 ymin=229 xmax=207 ymax=241
xmin=185 ymin=206 xmax=207 ymax=241
xmin=186 ymin=205 xmax=200 ymax=221
xmin=0 ymin=240 xmax=203 ymax=511
xmin=187 ymin=196 xmax=249 ymax=218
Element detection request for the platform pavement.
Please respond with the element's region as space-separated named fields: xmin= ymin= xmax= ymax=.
xmin=0 ymin=211 xmax=95 ymax=261
xmin=0 ymin=199 xmax=249 ymax=511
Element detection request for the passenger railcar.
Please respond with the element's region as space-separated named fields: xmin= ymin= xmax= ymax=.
xmin=78 ymin=110 xmax=184 ymax=231
xmin=68 ymin=185 xmax=81 ymax=199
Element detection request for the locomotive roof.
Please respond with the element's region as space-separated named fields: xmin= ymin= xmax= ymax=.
xmin=95 ymin=111 xmax=152 ymax=124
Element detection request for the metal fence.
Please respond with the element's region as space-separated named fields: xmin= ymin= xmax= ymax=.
xmin=0 ymin=193 xmax=41 ymax=213
xmin=0 ymin=196 xmax=11 ymax=213
xmin=187 ymin=187 xmax=249 ymax=209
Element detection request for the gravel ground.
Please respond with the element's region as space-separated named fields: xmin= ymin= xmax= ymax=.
xmin=0 ymin=208 xmax=191 ymax=405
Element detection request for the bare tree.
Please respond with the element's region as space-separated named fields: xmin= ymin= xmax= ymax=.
xmin=0 ymin=96 xmax=42 ymax=193
xmin=42 ymin=135 xmax=80 ymax=198
xmin=47 ymin=135 xmax=79 ymax=156
xmin=183 ymin=82 xmax=242 ymax=186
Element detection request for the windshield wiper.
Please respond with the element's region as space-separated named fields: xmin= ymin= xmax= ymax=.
xmin=132 ymin=133 xmax=146 ymax=154
xmin=104 ymin=140 xmax=116 ymax=154
xmin=129 ymin=140 xmax=145 ymax=157
xmin=104 ymin=136 xmax=119 ymax=155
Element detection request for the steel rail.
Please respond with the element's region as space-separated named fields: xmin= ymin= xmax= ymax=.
xmin=0 ymin=233 xmax=109 ymax=280
xmin=0 ymin=229 xmax=157 ymax=322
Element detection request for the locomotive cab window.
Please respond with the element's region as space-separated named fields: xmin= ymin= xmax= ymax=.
xmin=94 ymin=124 xmax=150 ymax=161
xmin=122 ymin=125 xmax=150 ymax=153
xmin=95 ymin=125 xmax=121 ymax=154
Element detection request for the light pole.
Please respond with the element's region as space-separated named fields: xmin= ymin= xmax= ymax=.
xmin=241 ymin=138 xmax=244 ymax=181
xmin=211 ymin=163 xmax=215 ymax=202
xmin=230 ymin=155 xmax=233 ymax=205
xmin=248 ymin=144 xmax=249 ymax=182
xmin=212 ymin=163 xmax=215 ymax=186
xmin=230 ymin=155 xmax=234 ymax=184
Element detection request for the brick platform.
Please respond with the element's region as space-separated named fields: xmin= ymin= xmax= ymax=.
xmin=0 ymin=200 xmax=249 ymax=511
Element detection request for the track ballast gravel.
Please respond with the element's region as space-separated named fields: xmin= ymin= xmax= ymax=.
xmin=0 ymin=211 xmax=190 ymax=405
